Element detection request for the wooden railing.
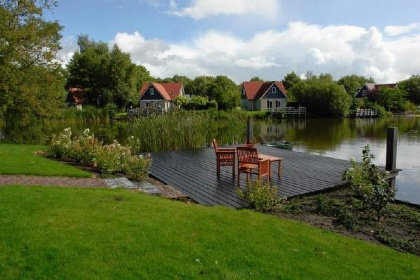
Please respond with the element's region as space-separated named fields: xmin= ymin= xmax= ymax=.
xmin=352 ymin=109 xmax=378 ymax=118
xmin=127 ymin=107 xmax=171 ymax=117
xmin=266 ymin=107 xmax=306 ymax=117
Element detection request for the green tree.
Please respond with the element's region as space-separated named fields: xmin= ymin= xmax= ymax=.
xmin=290 ymin=77 xmax=351 ymax=116
xmin=250 ymin=76 xmax=263 ymax=81
xmin=376 ymin=87 xmax=408 ymax=112
xmin=67 ymin=36 xmax=141 ymax=108
xmin=399 ymin=75 xmax=420 ymax=104
xmin=282 ymin=71 xmax=301 ymax=90
xmin=0 ymin=0 xmax=65 ymax=142
xmin=208 ymin=75 xmax=240 ymax=110
xmin=185 ymin=76 xmax=215 ymax=96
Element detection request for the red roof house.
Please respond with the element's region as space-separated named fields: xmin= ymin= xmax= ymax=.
xmin=138 ymin=82 xmax=185 ymax=112
xmin=241 ymin=81 xmax=288 ymax=111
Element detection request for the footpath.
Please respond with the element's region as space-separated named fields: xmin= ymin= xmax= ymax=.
xmin=0 ymin=175 xmax=186 ymax=199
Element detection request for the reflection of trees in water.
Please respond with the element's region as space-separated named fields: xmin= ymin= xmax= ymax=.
xmin=254 ymin=117 xmax=420 ymax=152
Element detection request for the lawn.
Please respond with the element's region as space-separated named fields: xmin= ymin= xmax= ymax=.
xmin=0 ymin=144 xmax=91 ymax=178
xmin=0 ymin=186 xmax=418 ymax=279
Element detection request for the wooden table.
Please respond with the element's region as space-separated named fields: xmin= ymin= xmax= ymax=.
xmin=258 ymin=154 xmax=282 ymax=177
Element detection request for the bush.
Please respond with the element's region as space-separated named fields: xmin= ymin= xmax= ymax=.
xmin=48 ymin=128 xmax=150 ymax=180
xmin=238 ymin=180 xmax=282 ymax=212
xmin=343 ymin=145 xmax=396 ymax=221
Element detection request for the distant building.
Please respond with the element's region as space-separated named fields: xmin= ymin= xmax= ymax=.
xmin=241 ymin=81 xmax=288 ymax=111
xmin=67 ymin=87 xmax=85 ymax=110
xmin=138 ymin=82 xmax=185 ymax=113
xmin=355 ymin=83 xmax=398 ymax=99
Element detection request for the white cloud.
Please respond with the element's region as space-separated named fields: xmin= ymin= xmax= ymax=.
xmin=61 ymin=22 xmax=420 ymax=84
xmin=385 ymin=23 xmax=420 ymax=36
xmin=56 ymin=36 xmax=79 ymax=67
xmin=170 ymin=0 xmax=280 ymax=20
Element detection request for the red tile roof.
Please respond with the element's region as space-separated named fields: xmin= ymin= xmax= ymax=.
xmin=139 ymin=82 xmax=183 ymax=100
xmin=242 ymin=81 xmax=287 ymax=100
xmin=69 ymin=87 xmax=85 ymax=104
xmin=373 ymin=83 xmax=398 ymax=90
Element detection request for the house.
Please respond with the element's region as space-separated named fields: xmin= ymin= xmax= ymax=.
xmin=138 ymin=82 xmax=185 ymax=113
xmin=355 ymin=83 xmax=398 ymax=99
xmin=67 ymin=87 xmax=85 ymax=110
xmin=241 ymin=81 xmax=288 ymax=111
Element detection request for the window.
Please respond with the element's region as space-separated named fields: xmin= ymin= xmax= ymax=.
xmin=271 ymin=87 xmax=276 ymax=93
xmin=150 ymin=88 xmax=154 ymax=95
xmin=242 ymin=88 xmax=246 ymax=96
xmin=276 ymin=100 xmax=281 ymax=107
xmin=362 ymin=89 xmax=367 ymax=97
xmin=267 ymin=100 xmax=273 ymax=108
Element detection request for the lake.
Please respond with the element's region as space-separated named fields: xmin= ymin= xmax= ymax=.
xmin=254 ymin=117 xmax=420 ymax=205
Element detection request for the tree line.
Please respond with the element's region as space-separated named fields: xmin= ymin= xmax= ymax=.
xmin=2 ymin=0 xmax=420 ymax=143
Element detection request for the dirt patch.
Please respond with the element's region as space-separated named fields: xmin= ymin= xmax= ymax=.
xmin=271 ymin=188 xmax=420 ymax=256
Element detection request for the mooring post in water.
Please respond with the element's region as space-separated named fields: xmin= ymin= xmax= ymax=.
xmin=386 ymin=127 xmax=398 ymax=188
xmin=246 ymin=117 xmax=253 ymax=144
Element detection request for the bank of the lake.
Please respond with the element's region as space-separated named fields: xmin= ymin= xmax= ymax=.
xmin=1 ymin=114 xmax=419 ymax=205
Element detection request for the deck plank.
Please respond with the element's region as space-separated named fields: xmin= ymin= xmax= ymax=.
xmin=150 ymin=144 xmax=352 ymax=208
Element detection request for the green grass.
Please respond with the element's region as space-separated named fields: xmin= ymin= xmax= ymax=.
xmin=0 ymin=144 xmax=91 ymax=178
xmin=0 ymin=186 xmax=418 ymax=279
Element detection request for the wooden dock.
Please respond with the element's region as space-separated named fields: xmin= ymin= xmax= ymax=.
xmin=149 ymin=144 xmax=352 ymax=208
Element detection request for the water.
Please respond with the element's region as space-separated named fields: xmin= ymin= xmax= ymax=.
xmin=255 ymin=117 xmax=420 ymax=205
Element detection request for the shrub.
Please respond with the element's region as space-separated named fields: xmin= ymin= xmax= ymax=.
xmin=238 ymin=180 xmax=282 ymax=212
xmin=93 ymin=140 xmax=131 ymax=174
xmin=48 ymin=128 xmax=150 ymax=180
xmin=49 ymin=127 xmax=73 ymax=159
xmin=124 ymin=154 xmax=152 ymax=181
xmin=343 ymin=145 xmax=396 ymax=221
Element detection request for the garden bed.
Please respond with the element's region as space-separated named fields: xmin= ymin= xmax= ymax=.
xmin=273 ymin=187 xmax=420 ymax=256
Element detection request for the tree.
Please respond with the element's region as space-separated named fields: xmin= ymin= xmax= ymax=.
xmin=0 ymin=0 xmax=65 ymax=142
xmin=376 ymin=87 xmax=408 ymax=112
xmin=208 ymin=75 xmax=240 ymax=110
xmin=66 ymin=35 xmax=142 ymax=108
xmin=337 ymin=75 xmax=374 ymax=96
xmin=185 ymin=76 xmax=215 ymax=96
xmin=250 ymin=76 xmax=263 ymax=81
xmin=399 ymin=75 xmax=420 ymax=104
xmin=282 ymin=71 xmax=301 ymax=90
xmin=290 ymin=77 xmax=351 ymax=117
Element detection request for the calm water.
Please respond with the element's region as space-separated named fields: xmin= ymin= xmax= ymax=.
xmin=254 ymin=117 xmax=420 ymax=205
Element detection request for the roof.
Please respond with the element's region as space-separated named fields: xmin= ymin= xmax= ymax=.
xmin=373 ymin=83 xmax=398 ymax=90
xmin=242 ymin=81 xmax=287 ymax=100
xmin=139 ymin=82 xmax=183 ymax=100
xmin=69 ymin=87 xmax=85 ymax=104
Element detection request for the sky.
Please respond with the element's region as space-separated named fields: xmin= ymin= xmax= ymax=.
xmin=45 ymin=0 xmax=420 ymax=83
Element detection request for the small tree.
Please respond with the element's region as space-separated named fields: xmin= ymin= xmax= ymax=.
xmin=343 ymin=145 xmax=396 ymax=221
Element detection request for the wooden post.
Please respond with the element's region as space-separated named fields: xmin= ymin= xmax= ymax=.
xmin=386 ymin=127 xmax=397 ymax=188
xmin=246 ymin=117 xmax=253 ymax=144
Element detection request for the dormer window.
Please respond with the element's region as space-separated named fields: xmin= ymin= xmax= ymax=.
xmin=150 ymin=88 xmax=154 ymax=95
xmin=271 ymin=87 xmax=276 ymax=93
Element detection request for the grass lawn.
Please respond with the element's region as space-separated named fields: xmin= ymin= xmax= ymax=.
xmin=0 ymin=186 xmax=418 ymax=279
xmin=0 ymin=144 xmax=91 ymax=178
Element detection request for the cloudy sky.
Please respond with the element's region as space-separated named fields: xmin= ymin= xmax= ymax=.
xmin=46 ymin=0 xmax=420 ymax=83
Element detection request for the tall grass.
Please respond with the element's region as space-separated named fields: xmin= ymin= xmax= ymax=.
xmin=126 ymin=110 xmax=247 ymax=152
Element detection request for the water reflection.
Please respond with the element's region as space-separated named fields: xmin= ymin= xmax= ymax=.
xmin=254 ymin=117 xmax=420 ymax=205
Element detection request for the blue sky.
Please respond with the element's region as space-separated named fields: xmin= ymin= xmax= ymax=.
xmin=46 ymin=0 xmax=420 ymax=83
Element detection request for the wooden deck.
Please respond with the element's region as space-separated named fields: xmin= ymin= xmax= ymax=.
xmin=149 ymin=144 xmax=352 ymax=208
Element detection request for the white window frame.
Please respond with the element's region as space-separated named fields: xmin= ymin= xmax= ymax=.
xmin=276 ymin=100 xmax=281 ymax=107
xmin=150 ymin=88 xmax=154 ymax=95
xmin=271 ymin=87 xmax=276 ymax=93
xmin=267 ymin=100 xmax=273 ymax=109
